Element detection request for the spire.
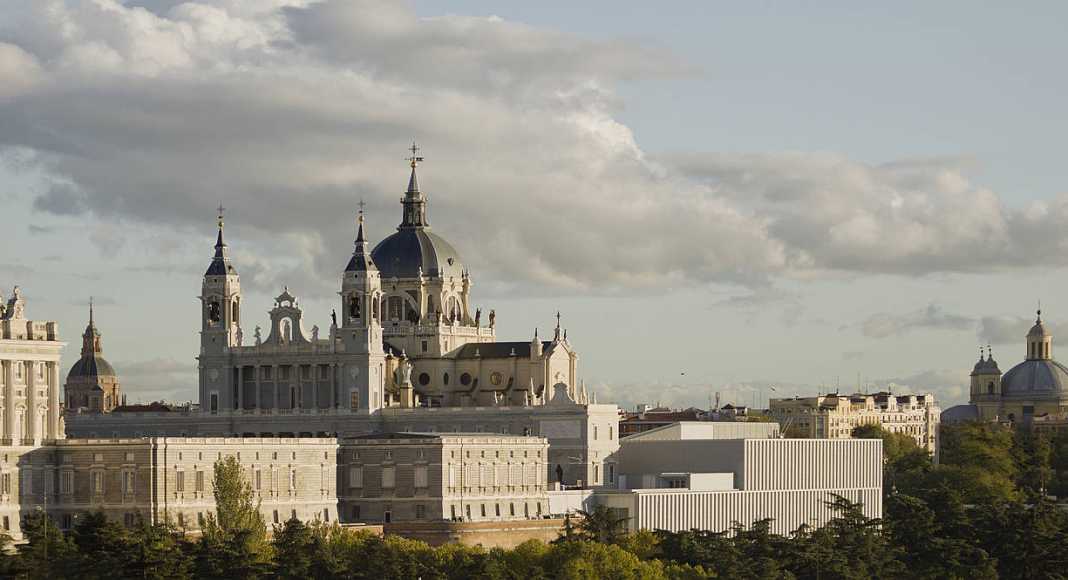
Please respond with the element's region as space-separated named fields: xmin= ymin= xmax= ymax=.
xmin=206 ymin=204 xmax=236 ymax=276
xmin=81 ymin=298 xmax=102 ymax=357
xmin=399 ymin=141 xmax=429 ymax=229
xmin=554 ymin=311 xmax=562 ymax=341
xmin=346 ymin=201 xmax=377 ymax=272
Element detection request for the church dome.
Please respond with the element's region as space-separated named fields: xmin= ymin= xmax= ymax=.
xmin=372 ymin=229 xmax=464 ymax=279
xmin=369 ymin=151 xmax=465 ymax=280
xmin=1000 ymin=359 xmax=1068 ymax=398
xmin=67 ymin=355 xmax=116 ymax=380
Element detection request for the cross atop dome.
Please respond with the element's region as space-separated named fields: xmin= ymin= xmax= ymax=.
xmin=407 ymin=141 xmax=424 ymax=169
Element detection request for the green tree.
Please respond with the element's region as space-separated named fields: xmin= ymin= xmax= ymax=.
xmin=573 ymin=506 xmax=629 ymax=544
xmin=128 ymin=518 xmax=194 ymax=580
xmin=884 ymin=493 xmax=996 ymax=580
xmin=937 ymin=421 xmax=1019 ymax=503
xmin=1013 ymin=427 xmax=1053 ymax=499
xmin=851 ymin=423 xmax=932 ymax=494
xmin=972 ymin=498 xmax=1068 ymax=580
xmin=195 ymin=455 xmax=271 ymax=579
xmin=17 ymin=510 xmax=78 ymax=579
xmin=804 ymin=494 xmax=905 ymax=580
xmin=69 ymin=511 xmax=135 ymax=579
xmin=273 ymin=517 xmax=314 ymax=579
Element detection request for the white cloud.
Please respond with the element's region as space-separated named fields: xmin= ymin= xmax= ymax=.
xmin=859 ymin=303 xmax=974 ymax=338
xmin=0 ymin=0 xmax=1065 ymax=300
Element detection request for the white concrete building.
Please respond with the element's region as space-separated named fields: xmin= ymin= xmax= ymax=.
xmin=595 ymin=423 xmax=883 ymax=535
xmin=768 ymin=392 xmax=939 ymax=453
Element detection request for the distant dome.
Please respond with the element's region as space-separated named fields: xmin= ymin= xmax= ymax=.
xmin=371 ymin=229 xmax=464 ymax=279
xmin=67 ymin=355 xmax=116 ymax=380
xmin=1000 ymin=359 xmax=1068 ymax=398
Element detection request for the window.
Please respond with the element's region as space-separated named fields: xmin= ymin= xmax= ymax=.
xmin=0 ymin=474 xmax=8 ymax=495
xmin=510 ymin=503 xmax=515 ymax=516
xmin=465 ymin=505 xmax=471 ymax=520
xmin=448 ymin=465 xmax=456 ymax=487
xmin=176 ymin=471 xmax=185 ymax=492
xmin=122 ymin=470 xmax=135 ymax=494
xmin=443 ymin=373 xmax=450 ymax=385
xmin=349 ymin=467 xmax=363 ymax=488
xmin=289 ymin=470 xmax=297 ymax=490
xmin=382 ymin=467 xmax=395 ymax=488
xmin=480 ymin=504 xmax=486 ymax=517
xmin=414 ymin=466 xmax=427 ymax=488
xmin=450 ymin=505 xmax=456 ymax=519
xmin=608 ymin=426 xmax=613 ymax=440
xmin=323 ymin=509 xmax=330 ymax=522
xmin=195 ymin=471 xmax=205 ymax=492
xmin=273 ymin=510 xmax=279 ymax=524
xmin=177 ymin=513 xmax=184 ymax=528
xmin=421 ymin=340 xmax=428 ymax=352
xmin=350 ymin=391 xmax=359 ymax=410
xmin=60 ymin=471 xmax=73 ymax=494
xmin=594 ymin=426 xmax=598 ymax=440
xmin=197 ymin=512 xmax=204 ymax=527
xmin=92 ymin=471 xmax=105 ymax=494
xmin=418 ymin=373 xmax=430 ymax=386
xmin=62 ymin=514 xmax=73 ymax=529
xmin=495 ymin=504 xmax=501 ymax=517
xmin=254 ymin=469 xmax=262 ymax=491
xmin=415 ymin=505 xmax=426 ymax=519
xmin=460 ymin=373 xmax=472 ymax=386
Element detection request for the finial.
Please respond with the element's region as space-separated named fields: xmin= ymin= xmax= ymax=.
xmin=987 ymin=344 xmax=993 ymax=360
xmin=217 ymin=203 xmax=225 ymax=229
xmin=555 ymin=311 xmax=561 ymax=329
xmin=89 ymin=296 xmax=94 ymax=325
xmin=1038 ymin=300 xmax=1042 ymax=322
xmin=407 ymin=141 xmax=424 ymax=168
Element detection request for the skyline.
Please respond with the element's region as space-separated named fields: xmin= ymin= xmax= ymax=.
xmin=4 ymin=1 xmax=1068 ymax=411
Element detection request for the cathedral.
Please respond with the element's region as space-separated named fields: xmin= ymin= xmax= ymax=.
xmin=945 ymin=309 xmax=1068 ymax=423
xmin=197 ymin=150 xmax=583 ymax=415
xmin=64 ymin=300 xmax=122 ymax=413
xmin=68 ymin=149 xmax=618 ymax=489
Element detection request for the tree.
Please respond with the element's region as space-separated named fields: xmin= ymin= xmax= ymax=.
xmin=69 ymin=511 xmax=135 ymax=579
xmin=195 ymin=456 xmax=271 ymax=579
xmin=17 ymin=510 xmax=78 ymax=579
xmin=937 ymin=421 xmax=1019 ymax=503
xmin=851 ymin=423 xmax=932 ymax=494
xmin=884 ymin=493 xmax=996 ymax=580
xmin=128 ymin=518 xmax=194 ymax=580
xmin=805 ymin=494 xmax=905 ymax=579
xmin=1013 ymin=427 xmax=1052 ymax=499
xmin=273 ymin=517 xmax=313 ymax=579
xmin=573 ymin=506 xmax=629 ymax=544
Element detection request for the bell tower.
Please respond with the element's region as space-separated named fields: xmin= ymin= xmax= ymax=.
xmin=198 ymin=206 xmax=242 ymax=413
xmin=339 ymin=207 xmax=386 ymax=412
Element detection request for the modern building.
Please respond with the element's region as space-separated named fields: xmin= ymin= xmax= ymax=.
xmin=618 ymin=406 xmax=707 ymax=438
xmin=64 ymin=301 xmax=122 ymax=413
xmin=68 ymin=155 xmax=620 ymax=488
xmin=944 ymin=310 xmax=1068 ymax=425
xmin=338 ymin=432 xmax=549 ymax=524
xmin=595 ymin=423 xmax=883 ymax=535
xmin=768 ymin=392 xmax=939 ymax=453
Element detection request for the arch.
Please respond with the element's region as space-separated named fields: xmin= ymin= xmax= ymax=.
xmin=232 ymin=298 xmax=240 ymax=325
xmin=349 ymin=294 xmax=362 ymax=320
xmin=443 ymin=373 xmax=450 ymax=386
xmin=372 ymin=294 xmax=380 ymax=320
xmin=987 ymin=381 xmax=994 ymax=395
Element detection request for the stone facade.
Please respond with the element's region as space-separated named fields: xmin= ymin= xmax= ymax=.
xmin=768 ymin=392 xmax=940 ymax=454
xmin=339 ymin=433 xmax=549 ymax=524
xmin=0 ymin=287 xmax=64 ymax=444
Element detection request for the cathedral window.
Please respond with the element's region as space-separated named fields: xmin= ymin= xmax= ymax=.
xmin=388 ymin=297 xmax=402 ymax=321
xmin=460 ymin=373 xmax=472 ymax=386
xmin=350 ymin=391 xmax=359 ymax=410
xmin=443 ymin=373 xmax=449 ymax=385
xmin=349 ymin=294 xmax=361 ymax=320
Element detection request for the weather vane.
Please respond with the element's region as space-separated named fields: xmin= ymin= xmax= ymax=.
xmin=407 ymin=141 xmax=424 ymax=168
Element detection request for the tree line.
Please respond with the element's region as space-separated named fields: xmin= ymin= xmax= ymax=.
xmin=1 ymin=422 xmax=1066 ymax=579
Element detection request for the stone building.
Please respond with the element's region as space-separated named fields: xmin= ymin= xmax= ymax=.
xmin=338 ymin=432 xmax=549 ymax=524
xmin=69 ymin=152 xmax=619 ymax=488
xmin=768 ymin=391 xmax=939 ymax=454
xmin=944 ymin=310 xmax=1068 ymax=425
xmin=0 ymin=288 xmax=338 ymax=540
xmin=64 ymin=301 xmax=121 ymax=413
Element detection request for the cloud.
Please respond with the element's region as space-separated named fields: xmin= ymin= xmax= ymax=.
xmin=27 ymin=224 xmax=54 ymax=234
xmin=860 ymin=303 xmax=973 ymax=338
xmin=113 ymin=357 xmax=196 ymax=402
xmin=0 ymin=0 xmax=1065 ymax=299
xmin=842 ymin=351 xmax=865 ymax=361
xmin=871 ymin=368 xmax=969 ymax=407
xmin=977 ymin=314 xmax=1068 ymax=345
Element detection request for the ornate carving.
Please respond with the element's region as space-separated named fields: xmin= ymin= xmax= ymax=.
xmin=488 ymin=309 xmax=496 ymax=328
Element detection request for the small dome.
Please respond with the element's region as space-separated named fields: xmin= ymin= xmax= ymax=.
xmin=1000 ymin=359 xmax=1068 ymax=398
xmin=67 ymin=355 xmax=116 ymax=380
xmin=371 ymin=229 xmax=464 ymax=279
xmin=1029 ymin=310 xmax=1049 ymax=337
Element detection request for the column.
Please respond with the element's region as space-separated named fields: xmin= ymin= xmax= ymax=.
xmin=3 ymin=361 xmax=13 ymax=440
xmin=272 ymin=365 xmax=279 ymax=409
xmin=237 ymin=366 xmax=244 ymax=410
xmin=48 ymin=362 xmax=60 ymax=439
xmin=25 ymin=361 xmax=36 ymax=443
xmin=255 ymin=365 xmax=261 ymax=410
xmin=331 ymin=364 xmax=338 ymax=409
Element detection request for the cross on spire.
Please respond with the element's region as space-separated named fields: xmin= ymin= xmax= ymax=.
xmin=407 ymin=141 xmax=424 ymax=168
xmin=217 ymin=203 xmax=226 ymax=230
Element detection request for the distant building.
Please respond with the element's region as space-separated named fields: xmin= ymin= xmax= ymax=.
xmin=767 ymin=392 xmax=939 ymax=453
xmin=339 ymin=432 xmax=549 ymax=524
xmin=64 ymin=301 xmax=121 ymax=413
xmin=618 ymin=406 xmax=707 ymax=438
xmin=944 ymin=310 xmax=1068 ymax=426
xmin=596 ymin=423 xmax=882 ymax=535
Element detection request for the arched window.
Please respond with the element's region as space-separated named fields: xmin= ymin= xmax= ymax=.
xmin=388 ymin=297 xmax=403 ymax=321
xmin=372 ymin=296 xmax=380 ymax=320
xmin=232 ymin=299 xmax=240 ymax=325
xmin=443 ymin=373 xmax=450 ymax=385
xmin=987 ymin=381 xmax=994 ymax=395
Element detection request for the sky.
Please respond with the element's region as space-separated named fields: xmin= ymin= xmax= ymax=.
xmin=2 ymin=0 xmax=1068 ymax=411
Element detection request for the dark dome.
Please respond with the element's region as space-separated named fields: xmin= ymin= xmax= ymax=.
xmin=371 ymin=229 xmax=464 ymax=279
xmin=1000 ymin=359 xmax=1068 ymax=398
xmin=67 ymin=355 xmax=116 ymax=380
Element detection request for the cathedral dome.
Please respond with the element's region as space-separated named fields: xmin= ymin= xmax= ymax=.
xmin=1000 ymin=359 xmax=1068 ymax=398
xmin=372 ymin=229 xmax=464 ymax=279
xmin=369 ymin=152 xmax=465 ymax=280
xmin=67 ymin=355 xmax=116 ymax=380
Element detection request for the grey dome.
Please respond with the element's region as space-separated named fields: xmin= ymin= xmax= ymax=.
xmin=1000 ymin=359 xmax=1068 ymax=398
xmin=371 ymin=229 xmax=464 ymax=279
xmin=941 ymin=404 xmax=980 ymax=423
xmin=67 ymin=355 xmax=116 ymax=380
